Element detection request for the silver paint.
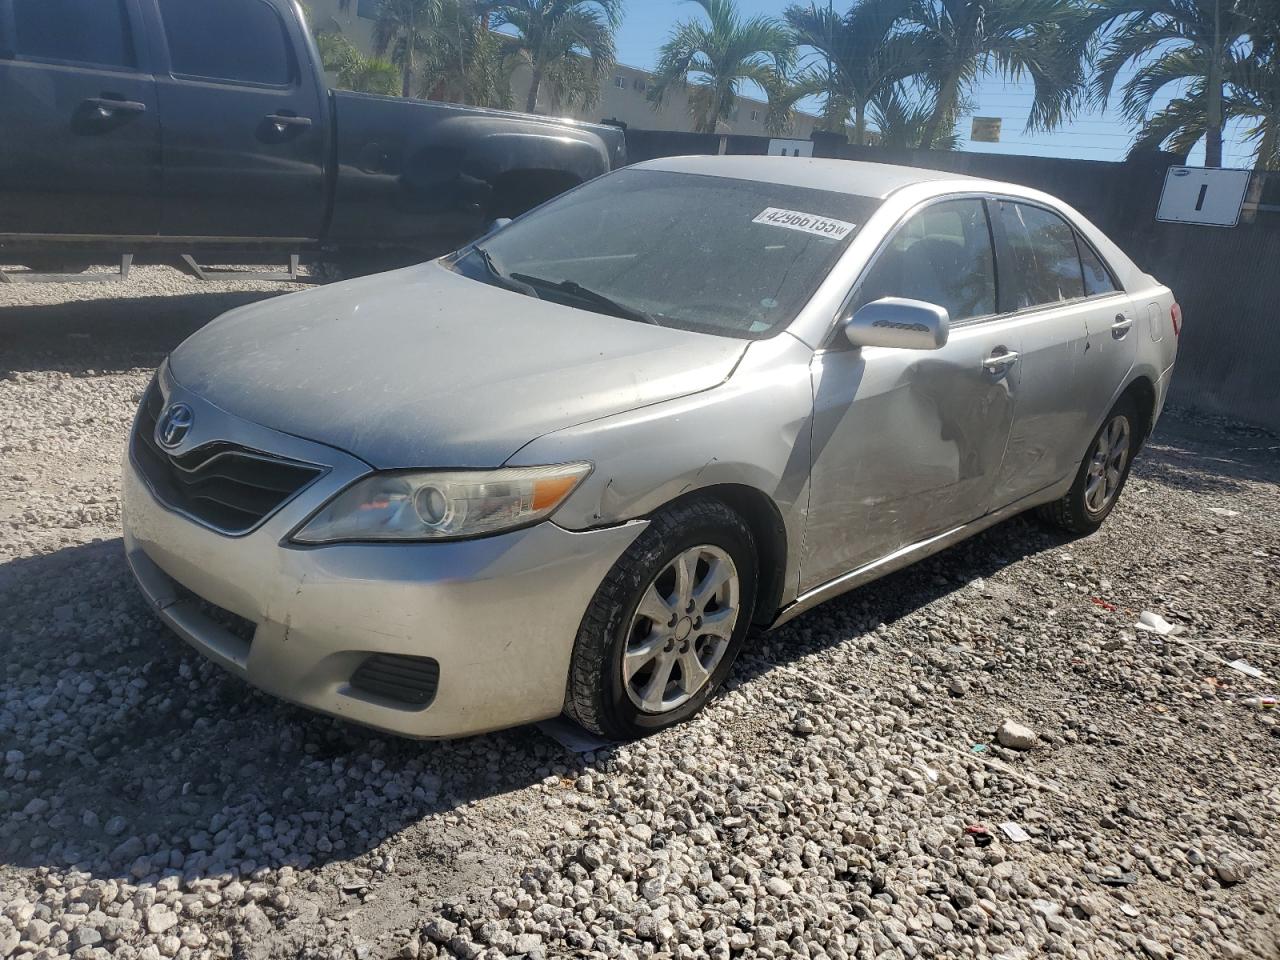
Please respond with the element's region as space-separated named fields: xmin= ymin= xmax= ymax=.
xmin=124 ymin=158 xmax=1179 ymax=738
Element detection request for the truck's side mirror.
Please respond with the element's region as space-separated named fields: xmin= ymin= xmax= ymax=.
xmin=843 ymin=297 xmax=949 ymax=350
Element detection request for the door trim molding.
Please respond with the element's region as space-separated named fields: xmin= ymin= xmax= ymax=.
xmin=771 ymin=473 xmax=1073 ymax=629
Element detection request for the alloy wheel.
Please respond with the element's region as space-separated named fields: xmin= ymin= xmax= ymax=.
xmin=623 ymin=545 xmax=740 ymax=714
xmin=1085 ymin=414 xmax=1131 ymax=515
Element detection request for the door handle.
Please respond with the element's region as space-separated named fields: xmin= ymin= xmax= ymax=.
xmin=266 ymin=113 xmax=313 ymax=131
xmin=982 ymin=350 xmax=1019 ymax=372
xmin=1111 ymin=314 xmax=1134 ymax=336
xmin=84 ymin=97 xmax=147 ymax=118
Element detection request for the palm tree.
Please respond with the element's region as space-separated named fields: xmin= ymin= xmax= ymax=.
xmin=339 ymin=0 xmax=450 ymax=97
xmin=649 ymin=0 xmax=794 ymax=134
xmin=415 ymin=2 xmax=516 ymax=107
xmin=1127 ymin=14 xmax=1280 ymax=169
xmin=891 ymin=0 xmax=1084 ymax=150
xmin=1076 ymin=0 xmax=1258 ymax=167
xmin=869 ymin=82 xmax=963 ymax=148
xmin=761 ymin=69 xmax=823 ymax=135
xmin=490 ymin=0 xmax=623 ymax=115
xmin=1230 ymin=22 xmax=1280 ymax=169
xmin=313 ymin=30 xmax=400 ymax=95
xmin=784 ymin=0 xmax=913 ymax=145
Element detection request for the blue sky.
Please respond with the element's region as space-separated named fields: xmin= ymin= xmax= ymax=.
xmin=613 ymin=0 xmax=1257 ymax=168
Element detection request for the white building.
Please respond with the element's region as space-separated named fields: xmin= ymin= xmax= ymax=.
xmin=305 ymin=0 xmax=822 ymax=138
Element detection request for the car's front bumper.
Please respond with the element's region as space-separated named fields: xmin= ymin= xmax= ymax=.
xmin=122 ymin=370 xmax=645 ymax=738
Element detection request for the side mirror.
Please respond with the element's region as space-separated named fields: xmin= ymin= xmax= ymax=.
xmin=843 ymin=297 xmax=950 ymax=350
xmin=482 ymin=217 xmax=512 ymax=238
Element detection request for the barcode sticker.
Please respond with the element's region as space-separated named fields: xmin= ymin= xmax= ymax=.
xmin=752 ymin=207 xmax=856 ymax=240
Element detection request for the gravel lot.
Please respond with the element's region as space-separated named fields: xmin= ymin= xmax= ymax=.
xmin=2 ymin=267 xmax=1279 ymax=960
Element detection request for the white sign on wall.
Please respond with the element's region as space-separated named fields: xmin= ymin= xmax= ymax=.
xmin=1156 ymin=166 xmax=1251 ymax=227
xmin=767 ymin=139 xmax=814 ymax=158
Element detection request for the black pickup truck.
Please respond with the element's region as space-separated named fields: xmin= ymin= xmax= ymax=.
xmin=0 ymin=0 xmax=625 ymax=273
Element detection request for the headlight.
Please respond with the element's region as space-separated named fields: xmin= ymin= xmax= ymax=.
xmin=291 ymin=463 xmax=592 ymax=544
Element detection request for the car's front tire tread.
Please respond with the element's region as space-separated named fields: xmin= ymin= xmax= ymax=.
xmin=565 ymin=498 xmax=756 ymax=740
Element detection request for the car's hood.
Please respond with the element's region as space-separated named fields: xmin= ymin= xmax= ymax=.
xmin=168 ymin=262 xmax=747 ymax=468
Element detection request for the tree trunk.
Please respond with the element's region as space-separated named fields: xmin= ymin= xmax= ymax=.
xmin=919 ymin=72 xmax=959 ymax=152
xmin=1257 ymin=119 xmax=1278 ymax=171
xmin=401 ymin=37 xmax=414 ymax=98
xmin=1205 ymin=8 xmax=1224 ymax=167
xmin=854 ymin=101 xmax=866 ymax=146
xmin=525 ymin=64 xmax=543 ymax=114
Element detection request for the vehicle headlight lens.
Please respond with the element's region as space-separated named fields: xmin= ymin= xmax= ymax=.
xmin=291 ymin=463 xmax=592 ymax=543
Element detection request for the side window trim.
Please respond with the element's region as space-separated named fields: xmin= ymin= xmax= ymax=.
xmin=3 ymin=0 xmax=147 ymax=73
xmin=154 ymin=0 xmax=299 ymax=89
xmin=830 ymin=191 xmax=1000 ymax=343
xmin=1073 ymin=227 xmax=1123 ymax=295
xmin=990 ymin=194 xmax=1127 ymax=316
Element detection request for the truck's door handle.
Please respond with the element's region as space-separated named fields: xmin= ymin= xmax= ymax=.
xmin=982 ymin=349 xmax=1019 ymax=372
xmin=266 ymin=113 xmax=313 ymax=130
xmin=1111 ymin=314 xmax=1134 ymax=337
xmin=84 ymin=97 xmax=147 ymax=118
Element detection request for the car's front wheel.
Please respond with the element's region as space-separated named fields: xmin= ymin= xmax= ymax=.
xmin=565 ymin=498 xmax=757 ymax=740
xmin=1038 ymin=398 xmax=1139 ymax=534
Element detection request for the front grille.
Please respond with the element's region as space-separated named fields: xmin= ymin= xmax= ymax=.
xmin=350 ymin=654 xmax=440 ymax=707
xmin=172 ymin=580 xmax=258 ymax=645
xmin=133 ymin=380 xmax=324 ymax=534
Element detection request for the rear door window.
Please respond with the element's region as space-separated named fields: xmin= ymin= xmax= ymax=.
xmin=11 ymin=0 xmax=136 ymax=68
xmin=1077 ymin=234 xmax=1120 ymax=296
xmin=157 ymin=0 xmax=294 ymax=85
xmin=852 ymin=198 xmax=997 ymax=323
xmin=996 ymin=200 xmax=1086 ymax=309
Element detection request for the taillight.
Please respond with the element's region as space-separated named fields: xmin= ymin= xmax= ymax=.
xmin=1170 ymin=302 xmax=1181 ymax=338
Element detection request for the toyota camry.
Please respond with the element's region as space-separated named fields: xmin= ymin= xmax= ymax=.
xmin=123 ymin=156 xmax=1180 ymax=740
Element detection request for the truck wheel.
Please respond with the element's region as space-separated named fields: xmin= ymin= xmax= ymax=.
xmin=566 ymin=498 xmax=757 ymax=741
xmin=1037 ymin=398 xmax=1138 ymax=535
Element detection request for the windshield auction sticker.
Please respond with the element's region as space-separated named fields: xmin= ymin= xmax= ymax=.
xmin=752 ymin=207 xmax=856 ymax=240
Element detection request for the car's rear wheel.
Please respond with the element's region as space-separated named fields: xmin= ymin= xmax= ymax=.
xmin=565 ymin=498 xmax=757 ymax=740
xmin=1037 ymin=399 xmax=1138 ymax=534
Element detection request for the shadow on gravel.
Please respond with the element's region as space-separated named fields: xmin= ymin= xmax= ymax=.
xmin=0 ymin=513 xmax=1071 ymax=886
xmin=0 ymin=538 xmax=592 ymax=885
xmin=3 ymin=413 xmax=1268 ymax=886
xmin=0 ymin=291 xmax=289 ymax=376
xmin=737 ymin=512 xmax=1071 ymax=685
xmin=1140 ymin=415 xmax=1280 ymax=495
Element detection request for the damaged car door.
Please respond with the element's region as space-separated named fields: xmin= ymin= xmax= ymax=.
xmin=802 ymin=197 xmax=1019 ymax=590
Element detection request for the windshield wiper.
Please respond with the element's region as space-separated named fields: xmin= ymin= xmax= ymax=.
xmin=509 ymin=272 xmax=659 ymax=325
xmin=471 ymin=245 xmax=536 ymax=296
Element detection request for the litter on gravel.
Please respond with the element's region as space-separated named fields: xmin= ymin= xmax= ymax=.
xmin=1 ymin=268 xmax=1278 ymax=960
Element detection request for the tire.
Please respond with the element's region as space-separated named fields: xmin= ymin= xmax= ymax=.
xmin=565 ymin=498 xmax=758 ymax=740
xmin=1037 ymin=398 xmax=1139 ymax=534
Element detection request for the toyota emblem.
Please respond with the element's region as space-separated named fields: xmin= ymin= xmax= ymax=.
xmin=156 ymin=402 xmax=194 ymax=448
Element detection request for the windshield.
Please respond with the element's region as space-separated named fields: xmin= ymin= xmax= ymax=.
xmin=450 ymin=168 xmax=881 ymax=339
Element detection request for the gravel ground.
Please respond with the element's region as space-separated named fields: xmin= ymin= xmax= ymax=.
xmin=2 ymin=267 xmax=1279 ymax=960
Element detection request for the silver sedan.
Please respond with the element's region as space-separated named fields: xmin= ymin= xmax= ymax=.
xmin=122 ymin=156 xmax=1180 ymax=740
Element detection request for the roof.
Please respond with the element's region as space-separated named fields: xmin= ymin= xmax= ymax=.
xmin=635 ymin=155 xmax=979 ymax=198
